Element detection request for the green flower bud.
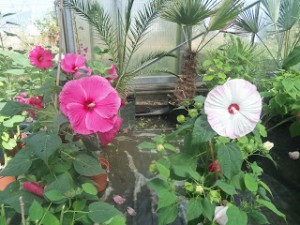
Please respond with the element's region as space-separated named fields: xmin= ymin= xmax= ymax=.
xmin=195 ymin=185 xmax=204 ymax=194
xmin=188 ymin=109 xmax=198 ymax=118
xmin=184 ymin=182 xmax=194 ymax=192
xmin=156 ymin=144 xmax=165 ymax=152
xmin=149 ymin=162 xmax=157 ymax=173
xmin=194 ymin=102 xmax=202 ymax=109
xmin=177 ymin=115 xmax=186 ymax=123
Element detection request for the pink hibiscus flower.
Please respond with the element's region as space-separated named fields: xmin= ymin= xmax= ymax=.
xmin=23 ymin=181 xmax=44 ymax=196
xmin=98 ymin=117 xmax=123 ymax=147
xmin=29 ymin=46 xmax=53 ymax=70
xmin=59 ymin=76 xmax=121 ymax=134
xmin=204 ymin=79 xmax=262 ymax=139
xmin=61 ymin=53 xmax=91 ymax=76
xmin=106 ymin=64 xmax=118 ymax=82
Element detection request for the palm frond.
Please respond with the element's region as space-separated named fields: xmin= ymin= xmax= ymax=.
xmin=277 ymin=0 xmax=300 ymax=31
xmin=208 ymin=0 xmax=244 ymax=31
xmin=138 ymin=69 xmax=178 ymax=76
xmin=124 ymin=0 xmax=167 ymax=71
xmin=261 ymin=0 xmax=280 ymax=24
xmin=139 ymin=51 xmax=176 ymax=66
xmin=161 ymin=0 xmax=216 ymax=26
xmin=68 ymin=0 xmax=116 ymax=59
xmin=234 ymin=7 xmax=263 ymax=35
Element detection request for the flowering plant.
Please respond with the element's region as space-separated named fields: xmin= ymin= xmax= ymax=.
xmin=0 ymin=45 xmax=126 ymax=224
xmin=139 ymin=79 xmax=285 ymax=225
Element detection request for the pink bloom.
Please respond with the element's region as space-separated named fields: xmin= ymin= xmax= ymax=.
xmin=113 ymin=195 xmax=126 ymax=205
xmin=127 ymin=207 xmax=137 ymax=216
xmin=23 ymin=181 xmax=44 ymax=196
xmin=61 ymin=53 xmax=91 ymax=76
xmin=204 ymin=79 xmax=262 ymax=139
xmin=15 ymin=92 xmax=28 ymax=103
xmin=28 ymin=96 xmax=43 ymax=110
xmin=59 ymin=76 xmax=121 ymax=134
xmin=208 ymin=160 xmax=222 ymax=174
xmin=214 ymin=206 xmax=228 ymax=225
xmin=288 ymin=151 xmax=299 ymax=160
xmin=98 ymin=117 xmax=123 ymax=147
xmin=107 ymin=64 xmax=118 ymax=82
xmin=29 ymin=46 xmax=53 ymax=70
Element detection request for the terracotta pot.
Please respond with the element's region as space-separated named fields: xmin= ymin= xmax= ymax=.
xmin=89 ymin=157 xmax=109 ymax=192
xmin=0 ymin=176 xmax=16 ymax=191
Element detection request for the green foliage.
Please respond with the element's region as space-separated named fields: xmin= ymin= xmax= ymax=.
xmin=139 ymin=93 xmax=282 ymax=225
xmin=202 ymin=36 xmax=260 ymax=89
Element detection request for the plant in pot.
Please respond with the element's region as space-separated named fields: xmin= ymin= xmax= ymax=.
xmin=139 ymin=79 xmax=286 ymax=225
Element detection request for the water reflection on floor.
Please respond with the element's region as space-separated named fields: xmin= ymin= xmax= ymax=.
xmin=100 ymin=116 xmax=300 ymax=225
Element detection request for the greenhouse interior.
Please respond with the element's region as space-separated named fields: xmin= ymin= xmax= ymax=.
xmin=0 ymin=0 xmax=300 ymax=225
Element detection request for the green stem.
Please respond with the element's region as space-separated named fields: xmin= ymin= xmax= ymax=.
xmin=267 ymin=115 xmax=295 ymax=132
xmin=59 ymin=204 xmax=66 ymax=225
xmin=209 ymin=140 xmax=218 ymax=180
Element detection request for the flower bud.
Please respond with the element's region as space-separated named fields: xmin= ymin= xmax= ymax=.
xmin=149 ymin=162 xmax=157 ymax=173
xmin=195 ymin=185 xmax=204 ymax=194
xmin=194 ymin=102 xmax=203 ymax=109
xmin=288 ymin=151 xmax=299 ymax=160
xmin=263 ymin=141 xmax=274 ymax=151
xmin=177 ymin=115 xmax=186 ymax=123
xmin=156 ymin=144 xmax=165 ymax=152
xmin=188 ymin=109 xmax=198 ymax=118
xmin=184 ymin=182 xmax=194 ymax=192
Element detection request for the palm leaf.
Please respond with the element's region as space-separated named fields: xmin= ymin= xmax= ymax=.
xmin=277 ymin=0 xmax=300 ymax=31
xmin=261 ymin=0 xmax=280 ymax=24
xmin=125 ymin=0 xmax=167 ymax=72
xmin=139 ymin=51 xmax=176 ymax=66
xmin=208 ymin=0 xmax=244 ymax=31
xmin=234 ymin=7 xmax=264 ymax=35
xmin=68 ymin=0 xmax=117 ymax=60
xmin=161 ymin=0 xmax=216 ymax=26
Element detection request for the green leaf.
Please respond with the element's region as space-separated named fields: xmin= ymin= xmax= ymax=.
xmin=0 ymin=149 xmax=32 ymax=176
xmin=157 ymin=190 xmax=177 ymax=209
xmin=227 ymin=205 xmax=248 ymax=225
xmin=215 ymin=180 xmax=237 ymax=195
xmin=137 ymin=141 xmax=156 ymax=150
xmin=192 ymin=115 xmax=215 ymax=144
xmin=187 ymin=198 xmax=203 ymax=221
xmin=26 ymin=132 xmax=62 ymax=162
xmin=40 ymin=211 xmax=60 ymax=225
xmin=217 ymin=143 xmax=243 ymax=179
xmin=155 ymin=161 xmax=170 ymax=179
xmin=289 ymin=121 xmax=300 ymax=137
xmin=283 ymin=46 xmax=300 ymax=69
xmin=2 ymin=138 xmax=17 ymax=150
xmin=29 ymin=200 xmax=44 ymax=222
xmin=259 ymin=180 xmax=273 ymax=197
xmin=0 ymin=101 xmax=30 ymax=116
xmin=170 ymin=153 xmax=200 ymax=180
xmin=73 ymin=153 xmax=105 ymax=176
xmin=88 ymin=202 xmax=121 ymax=223
xmin=249 ymin=211 xmax=270 ymax=224
xmin=201 ymin=198 xmax=215 ymax=221
xmin=106 ymin=215 xmax=126 ymax=225
xmin=2 ymin=115 xmax=25 ymax=127
xmin=157 ymin=204 xmax=178 ymax=225
xmin=244 ymin=173 xmax=258 ymax=192
xmin=45 ymin=172 xmax=74 ymax=194
xmin=44 ymin=190 xmax=66 ymax=202
xmin=256 ymin=199 xmax=286 ymax=221
xmin=147 ymin=178 xmax=171 ymax=194
xmin=163 ymin=143 xmax=177 ymax=152
xmin=82 ymin=183 xmax=98 ymax=195
xmin=4 ymin=69 xmax=25 ymax=75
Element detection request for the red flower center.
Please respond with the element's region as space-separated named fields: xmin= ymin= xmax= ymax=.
xmin=38 ymin=56 xmax=44 ymax=62
xmin=228 ymin=103 xmax=240 ymax=114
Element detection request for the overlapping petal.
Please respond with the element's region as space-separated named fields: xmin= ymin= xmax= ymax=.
xmin=61 ymin=53 xmax=91 ymax=76
xmin=98 ymin=117 xmax=123 ymax=147
xmin=204 ymin=79 xmax=262 ymax=139
xmin=59 ymin=76 xmax=121 ymax=134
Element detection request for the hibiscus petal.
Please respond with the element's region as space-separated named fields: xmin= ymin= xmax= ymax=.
xmin=67 ymin=103 xmax=92 ymax=134
xmin=93 ymin=92 xmax=121 ymax=118
xmin=85 ymin=112 xmax=116 ymax=133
